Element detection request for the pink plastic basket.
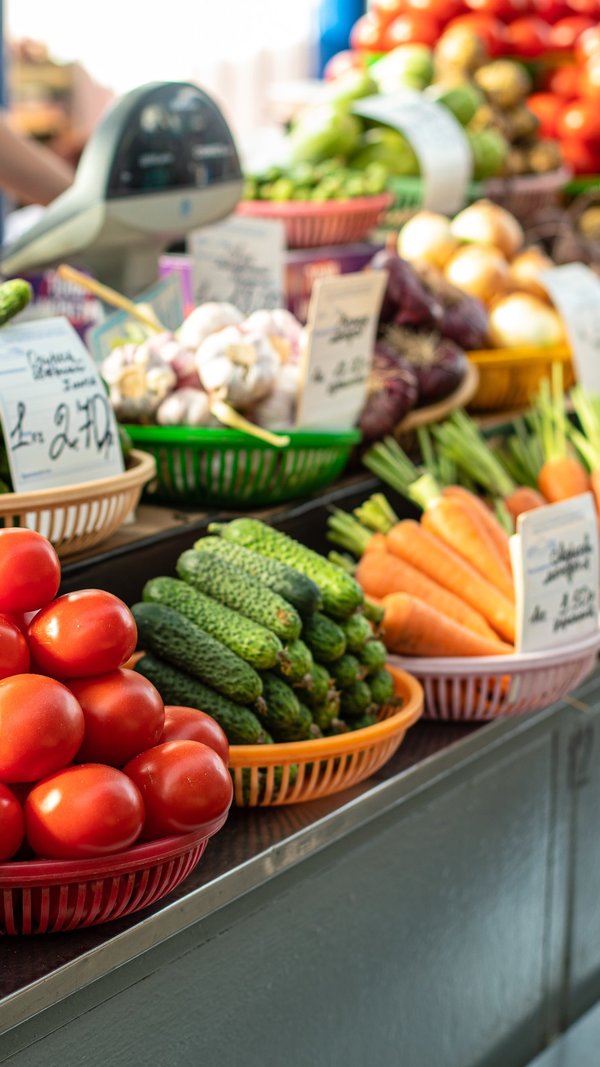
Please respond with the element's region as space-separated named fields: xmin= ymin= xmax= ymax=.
xmin=389 ymin=628 xmax=600 ymax=721
xmin=0 ymin=811 xmax=228 ymax=935
xmin=236 ymin=193 xmax=394 ymax=248
xmin=484 ymin=167 xmax=571 ymax=226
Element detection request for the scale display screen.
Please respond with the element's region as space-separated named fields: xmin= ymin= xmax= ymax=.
xmin=106 ymin=84 xmax=241 ymax=197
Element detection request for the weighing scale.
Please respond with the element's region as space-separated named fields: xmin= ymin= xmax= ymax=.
xmin=1 ymin=81 xmax=244 ymax=296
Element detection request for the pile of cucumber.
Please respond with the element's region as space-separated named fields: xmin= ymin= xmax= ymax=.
xmin=132 ymin=518 xmax=397 ymax=752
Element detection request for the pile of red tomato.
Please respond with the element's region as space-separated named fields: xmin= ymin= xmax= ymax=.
xmin=529 ymin=27 xmax=600 ymax=173
xmin=0 ymin=528 xmax=232 ymax=864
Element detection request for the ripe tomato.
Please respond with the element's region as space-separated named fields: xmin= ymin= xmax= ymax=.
xmin=405 ymin=0 xmax=464 ymax=21
xmin=0 ymin=674 xmax=84 ymax=783
xmin=580 ymin=57 xmax=600 ymax=100
xmin=576 ymin=26 xmax=600 ymax=60
xmin=372 ymin=0 xmax=405 ymax=21
xmin=323 ymin=50 xmax=365 ymax=81
xmin=560 ymin=137 xmax=600 ymax=172
xmin=548 ymin=63 xmax=582 ymax=98
xmin=68 ymin=669 xmax=164 ymax=767
xmin=527 ymin=92 xmax=565 ymax=137
xmin=350 ymin=13 xmax=387 ymax=52
xmin=505 ymin=16 xmax=552 ymax=57
xmin=25 ymin=764 xmax=144 ymax=860
xmin=0 ymin=614 xmax=30 ymax=680
xmin=532 ymin=0 xmax=569 ymax=20
xmin=447 ymin=13 xmax=507 ymax=56
xmin=565 ymin=0 xmax=600 ymax=15
xmin=551 ymin=14 xmax=596 ymax=48
xmin=383 ymin=11 xmax=440 ymax=48
xmin=0 ymin=783 xmax=24 ymax=861
xmin=465 ymin=0 xmax=526 ymax=18
xmin=557 ymin=100 xmax=600 ymax=143
xmin=124 ymin=741 xmax=233 ymax=839
xmin=28 ymin=589 xmax=137 ymax=679
xmin=0 ymin=529 xmax=60 ymax=614
xmin=160 ymin=707 xmax=229 ymax=766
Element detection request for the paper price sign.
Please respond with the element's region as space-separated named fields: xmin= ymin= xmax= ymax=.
xmin=353 ymin=91 xmax=472 ymax=215
xmin=539 ymin=263 xmax=600 ymax=392
xmin=88 ymin=274 xmax=185 ymax=366
xmin=296 ymin=271 xmax=387 ymax=430
xmin=0 ymin=317 xmax=124 ymax=493
xmin=188 ymin=216 xmax=285 ymax=315
xmin=510 ymin=494 xmax=598 ymax=654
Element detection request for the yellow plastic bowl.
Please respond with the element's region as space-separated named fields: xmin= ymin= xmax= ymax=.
xmin=467 ymin=343 xmax=573 ymax=412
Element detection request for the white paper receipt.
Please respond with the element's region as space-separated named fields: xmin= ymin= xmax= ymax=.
xmin=540 ymin=263 xmax=600 ymax=392
xmin=188 ymin=215 xmax=285 ymax=315
xmin=353 ymin=90 xmax=472 ymax=215
xmin=510 ymin=494 xmax=599 ymax=653
xmin=0 ymin=316 xmax=124 ymax=493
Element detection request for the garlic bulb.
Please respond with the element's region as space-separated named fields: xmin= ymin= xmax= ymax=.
xmin=177 ymin=302 xmax=244 ymax=350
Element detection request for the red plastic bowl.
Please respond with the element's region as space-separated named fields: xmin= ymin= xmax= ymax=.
xmin=236 ymin=193 xmax=394 ymax=248
xmin=0 ymin=811 xmax=229 ymax=935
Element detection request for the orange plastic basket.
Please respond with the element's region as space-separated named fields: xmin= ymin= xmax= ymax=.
xmin=228 ymin=665 xmax=423 ymax=806
xmin=236 ymin=193 xmax=394 ymax=249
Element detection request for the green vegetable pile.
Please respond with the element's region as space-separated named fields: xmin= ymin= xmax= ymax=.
xmin=132 ymin=519 xmax=398 ymax=799
xmin=243 ymin=160 xmax=389 ymax=203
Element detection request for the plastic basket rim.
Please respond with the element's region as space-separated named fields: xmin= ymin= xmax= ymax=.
xmin=0 ymin=809 xmax=229 ymax=885
xmin=236 ymin=192 xmax=394 ymax=218
xmin=0 ymin=449 xmax=156 ymax=513
xmin=123 ymin=424 xmax=362 ymax=448
xmin=388 ymin=166 xmax=570 ymax=198
xmin=228 ymin=665 xmax=423 ymax=767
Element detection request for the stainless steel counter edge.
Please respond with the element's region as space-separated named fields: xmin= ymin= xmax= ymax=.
xmin=0 ymin=707 xmax=559 ymax=1038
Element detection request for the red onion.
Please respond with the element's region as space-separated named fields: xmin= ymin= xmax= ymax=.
xmin=369 ymin=249 xmax=443 ymax=329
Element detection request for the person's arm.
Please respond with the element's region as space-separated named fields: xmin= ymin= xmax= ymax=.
xmin=0 ymin=114 xmax=76 ymax=206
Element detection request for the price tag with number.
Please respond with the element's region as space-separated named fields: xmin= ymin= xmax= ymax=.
xmin=509 ymin=494 xmax=599 ymax=653
xmin=353 ymin=90 xmax=472 ymax=215
xmin=0 ymin=317 xmax=124 ymax=493
xmin=188 ymin=216 xmax=285 ymax=315
xmin=295 ymin=271 xmax=387 ymax=430
xmin=539 ymin=263 xmax=600 ymax=392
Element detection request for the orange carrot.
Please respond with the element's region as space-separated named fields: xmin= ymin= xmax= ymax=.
xmin=538 ymin=457 xmax=591 ymax=504
xmin=387 ymin=520 xmax=516 ymax=644
xmin=356 ymin=548 xmax=499 ymax=640
xmin=381 ymin=593 xmax=513 ymax=657
xmin=421 ymin=496 xmax=515 ymax=601
xmin=443 ymin=485 xmax=512 ymax=568
xmin=364 ymin=532 xmax=388 ymax=554
xmin=505 ymin=486 xmax=546 ymax=520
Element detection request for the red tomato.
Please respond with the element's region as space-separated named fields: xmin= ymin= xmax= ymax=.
xmin=527 ymin=92 xmax=565 ymax=137
xmin=576 ymin=25 xmax=600 ymax=60
xmin=160 ymin=707 xmax=229 ymax=766
xmin=25 ymin=764 xmax=144 ymax=860
xmin=557 ymin=100 xmax=600 ymax=143
xmin=405 ymin=0 xmax=464 ymax=21
xmin=0 ymin=674 xmax=84 ymax=783
xmin=551 ymin=14 xmax=596 ymax=48
xmin=124 ymin=741 xmax=233 ymax=839
xmin=350 ymin=13 xmax=387 ymax=52
xmin=580 ymin=57 xmax=600 ymax=100
xmin=532 ymin=0 xmax=569 ymax=21
xmin=561 ymin=137 xmax=600 ymax=172
xmin=0 ymin=529 xmax=60 ymax=614
xmin=0 ymin=614 xmax=30 ymax=680
xmin=372 ymin=0 xmax=405 ymax=21
xmin=505 ymin=16 xmax=552 ymax=57
xmin=466 ymin=0 xmax=526 ymax=18
xmin=28 ymin=589 xmax=137 ymax=680
xmin=447 ymin=13 xmax=507 ymax=56
xmin=383 ymin=11 xmax=440 ymax=47
xmin=548 ymin=63 xmax=582 ymax=98
xmin=565 ymin=0 xmax=600 ymax=15
xmin=323 ymin=50 xmax=365 ymax=81
xmin=67 ymin=669 xmax=165 ymax=767
xmin=0 ymin=783 xmax=24 ymax=861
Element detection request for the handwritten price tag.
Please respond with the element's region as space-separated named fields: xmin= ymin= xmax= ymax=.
xmin=87 ymin=274 xmax=185 ymax=366
xmin=188 ymin=216 xmax=285 ymax=315
xmin=353 ymin=91 xmax=472 ymax=215
xmin=510 ymin=494 xmax=599 ymax=653
xmin=539 ymin=263 xmax=600 ymax=392
xmin=296 ymin=271 xmax=387 ymax=430
xmin=0 ymin=317 xmax=124 ymax=492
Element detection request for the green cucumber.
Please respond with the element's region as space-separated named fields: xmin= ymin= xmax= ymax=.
xmin=330 ymin=654 xmax=365 ymax=690
xmin=303 ymin=612 xmax=346 ymax=663
xmin=192 ymin=536 xmax=322 ymax=616
xmin=340 ymin=680 xmax=373 ymax=720
xmin=257 ymin=673 xmax=313 ymax=742
xmin=340 ymin=613 xmax=373 ymax=653
xmin=369 ymin=668 xmax=396 ymax=707
xmin=177 ymin=550 xmax=301 ymax=641
xmin=312 ymin=689 xmax=341 ymax=732
xmin=0 ymin=279 xmax=32 ymax=326
xmin=358 ymin=639 xmax=387 ymax=676
xmin=275 ymin=638 xmax=313 ymax=685
xmin=303 ymin=663 xmax=333 ymax=708
xmin=348 ymin=712 xmax=378 ymax=731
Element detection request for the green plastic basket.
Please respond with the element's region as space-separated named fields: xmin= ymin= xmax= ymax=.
xmin=123 ymin=425 xmax=361 ymax=509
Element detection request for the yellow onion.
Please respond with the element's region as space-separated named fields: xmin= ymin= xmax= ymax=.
xmin=444 ymin=244 xmax=509 ymax=304
xmin=508 ymin=247 xmax=554 ymax=301
xmin=398 ymin=211 xmax=459 ymax=269
xmin=450 ymin=200 xmax=524 ymax=259
xmin=488 ymin=293 xmax=566 ymax=349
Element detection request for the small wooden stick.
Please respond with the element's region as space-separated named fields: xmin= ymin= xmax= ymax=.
xmin=56 ymin=263 xmax=165 ymax=333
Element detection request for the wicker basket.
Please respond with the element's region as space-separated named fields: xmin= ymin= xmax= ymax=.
xmin=0 ymin=812 xmax=228 ymax=935
xmin=389 ymin=628 xmax=600 ymax=721
xmin=0 ymin=449 xmax=156 ymax=558
xmin=467 ymin=343 xmax=573 ymax=412
xmin=124 ymin=425 xmax=360 ymax=509
xmin=228 ymin=665 xmax=423 ymax=806
xmin=236 ymin=193 xmax=394 ymax=249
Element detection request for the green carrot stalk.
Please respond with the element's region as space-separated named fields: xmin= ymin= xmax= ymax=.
xmin=568 ymin=384 xmax=600 ymax=471
xmin=327 ymin=509 xmax=374 ymax=557
xmin=354 ymin=493 xmax=399 ymax=533
xmin=328 ymin=550 xmax=358 ymax=575
xmin=363 ymin=437 xmax=423 ymax=497
xmin=432 ymin=412 xmax=516 ymax=499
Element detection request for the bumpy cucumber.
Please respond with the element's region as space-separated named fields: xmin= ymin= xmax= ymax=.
xmin=134 ymin=653 xmax=270 ymax=745
xmin=132 ymin=602 xmax=263 ymax=705
xmin=340 ymin=613 xmax=373 ymax=653
xmin=303 ymin=612 xmax=346 ymax=663
xmin=369 ymin=668 xmax=396 ymax=706
xmin=358 ymin=639 xmax=387 ymax=676
xmin=257 ymin=673 xmax=313 ymax=742
xmin=142 ymin=576 xmax=283 ymax=670
xmin=193 ymin=536 xmax=322 ymax=617
xmin=312 ymin=690 xmax=341 ymax=732
xmin=348 ymin=712 xmax=378 ymax=731
xmin=275 ymin=639 xmax=313 ymax=685
xmin=210 ymin=518 xmax=363 ymax=618
xmin=330 ymin=654 xmax=365 ymax=690
xmin=340 ymin=680 xmax=373 ymax=720
xmin=0 ymin=279 xmax=32 ymax=326
xmin=177 ymin=551 xmax=301 ymax=641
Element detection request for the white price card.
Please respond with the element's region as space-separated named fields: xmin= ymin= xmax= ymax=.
xmin=509 ymin=494 xmax=599 ymax=653
xmin=188 ymin=216 xmax=285 ymax=315
xmin=0 ymin=317 xmax=124 ymax=492
xmin=87 ymin=274 xmax=185 ymax=365
xmin=539 ymin=263 xmax=600 ymax=392
xmin=295 ymin=271 xmax=387 ymax=430
xmin=353 ymin=91 xmax=472 ymax=216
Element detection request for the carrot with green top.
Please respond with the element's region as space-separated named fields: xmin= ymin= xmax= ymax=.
xmin=381 ymin=593 xmax=513 ymax=658
xmin=536 ymin=365 xmax=590 ymax=504
xmin=566 ymin=383 xmax=600 ymax=515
